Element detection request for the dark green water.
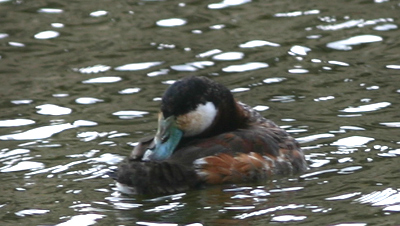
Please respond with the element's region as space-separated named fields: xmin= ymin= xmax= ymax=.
xmin=1 ymin=0 xmax=400 ymax=225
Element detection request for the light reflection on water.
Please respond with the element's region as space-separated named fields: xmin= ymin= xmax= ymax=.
xmin=1 ymin=0 xmax=400 ymax=225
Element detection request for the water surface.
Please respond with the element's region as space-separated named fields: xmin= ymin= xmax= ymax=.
xmin=1 ymin=0 xmax=400 ymax=225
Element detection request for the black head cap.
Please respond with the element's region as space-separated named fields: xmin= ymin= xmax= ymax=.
xmin=161 ymin=76 xmax=233 ymax=118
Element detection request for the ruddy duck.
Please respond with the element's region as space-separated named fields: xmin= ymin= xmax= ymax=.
xmin=112 ymin=76 xmax=307 ymax=195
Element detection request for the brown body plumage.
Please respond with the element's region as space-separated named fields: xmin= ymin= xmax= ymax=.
xmin=113 ymin=76 xmax=307 ymax=195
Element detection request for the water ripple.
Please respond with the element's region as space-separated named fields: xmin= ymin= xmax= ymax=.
xmin=355 ymin=188 xmax=400 ymax=209
xmin=331 ymin=136 xmax=374 ymax=147
xmin=9 ymin=41 xmax=25 ymax=47
xmin=326 ymin=35 xmax=383 ymax=51
xmin=119 ymin=87 xmax=140 ymax=94
xmin=208 ymin=0 xmax=251 ymax=9
xmin=234 ymin=204 xmax=304 ymax=219
xmin=36 ymin=104 xmax=72 ymax=116
xmin=74 ymin=65 xmax=111 ymax=74
xmin=156 ymin=18 xmax=187 ymax=27
xmin=34 ymin=31 xmax=59 ymax=39
xmin=115 ymin=62 xmax=163 ymax=71
xmin=1 ymin=161 xmax=45 ymax=173
xmin=340 ymin=102 xmax=391 ymax=113
xmin=0 ymin=120 xmax=96 ymax=140
xmin=274 ymin=9 xmax=319 ymax=17
xmin=212 ymin=52 xmax=244 ymax=61
xmin=325 ymin=192 xmax=362 ymax=201
xmin=0 ymin=119 xmax=35 ymax=127
xmin=82 ymin=76 xmax=122 ymax=84
xmin=239 ymin=40 xmax=280 ymax=48
xmin=288 ymin=68 xmax=309 ymax=74
xmin=75 ymin=97 xmax=104 ymax=105
xmin=222 ymin=62 xmax=268 ymax=72
xmin=145 ymin=202 xmax=184 ymax=213
xmin=90 ymin=10 xmax=108 ymax=17
xmin=196 ymin=49 xmax=222 ymax=58
xmin=56 ymin=213 xmax=105 ymax=226
xmin=171 ymin=61 xmax=214 ymax=72
xmin=386 ymin=65 xmax=400 ymax=70
xmin=37 ymin=8 xmax=63 ymax=14
xmin=271 ymin=215 xmax=307 ymax=222
xmin=11 ymin=99 xmax=33 ymax=105
xmin=380 ymin=122 xmax=400 ymax=128
xmin=15 ymin=209 xmax=50 ymax=217
xmin=289 ymin=45 xmax=311 ymax=56
xmin=374 ymin=24 xmax=398 ymax=31
xmin=263 ymin=77 xmax=286 ymax=84
xmin=2 ymin=0 xmax=400 ymax=225
xmin=112 ymin=110 xmax=149 ymax=119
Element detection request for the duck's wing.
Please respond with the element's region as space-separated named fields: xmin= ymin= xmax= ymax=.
xmin=174 ymin=126 xmax=306 ymax=185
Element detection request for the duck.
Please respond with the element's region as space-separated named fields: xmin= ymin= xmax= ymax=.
xmin=111 ymin=76 xmax=307 ymax=195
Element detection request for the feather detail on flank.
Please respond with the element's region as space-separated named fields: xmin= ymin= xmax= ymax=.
xmin=194 ymin=152 xmax=274 ymax=184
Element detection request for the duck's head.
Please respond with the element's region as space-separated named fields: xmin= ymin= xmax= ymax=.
xmin=143 ymin=76 xmax=242 ymax=161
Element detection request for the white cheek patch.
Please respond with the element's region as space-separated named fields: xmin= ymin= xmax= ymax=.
xmin=177 ymin=101 xmax=217 ymax=137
